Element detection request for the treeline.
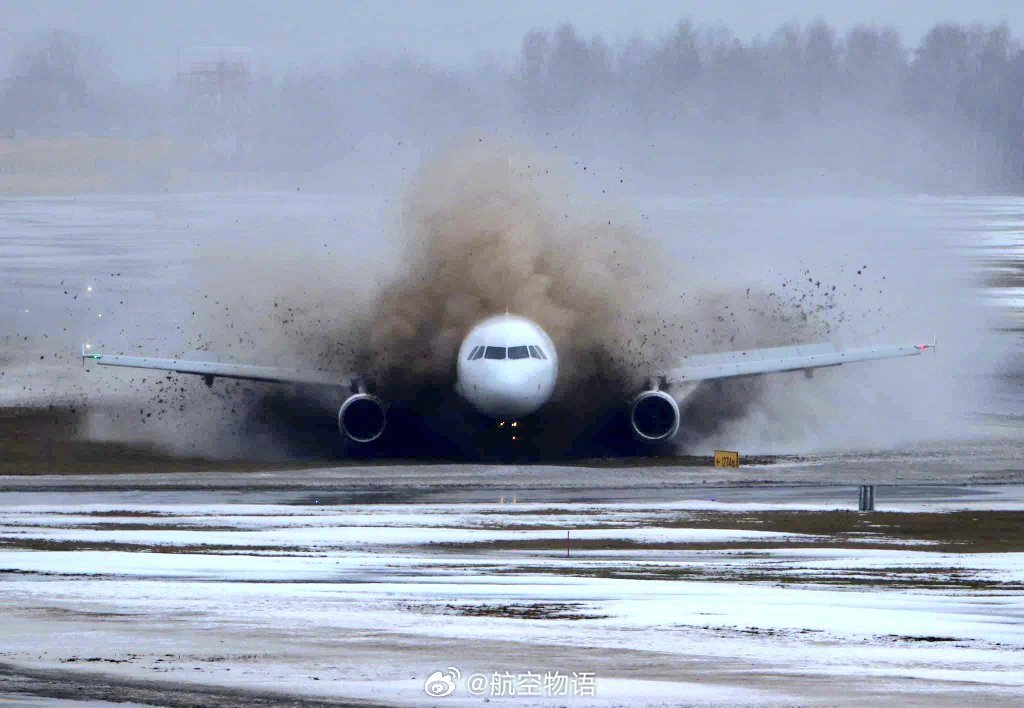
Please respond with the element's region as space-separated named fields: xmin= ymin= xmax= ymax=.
xmin=2 ymin=20 xmax=1023 ymax=192
xmin=517 ymin=21 xmax=1024 ymax=191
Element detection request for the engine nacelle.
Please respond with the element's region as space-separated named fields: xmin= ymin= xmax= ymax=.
xmin=338 ymin=393 xmax=387 ymax=444
xmin=629 ymin=390 xmax=680 ymax=442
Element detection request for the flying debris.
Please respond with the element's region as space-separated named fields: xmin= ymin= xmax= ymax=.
xmin=81 ymin=314 xmax=933 ymax=452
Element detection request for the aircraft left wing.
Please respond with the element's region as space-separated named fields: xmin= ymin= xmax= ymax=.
xmin=662 ymin=340 xmax=934 ymax=384
xmin=81 ymin=346 xmax=351 ymax=388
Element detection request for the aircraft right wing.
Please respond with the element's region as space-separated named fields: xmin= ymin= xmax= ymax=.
xmin=82 ymin=346 xmax=353 ymax=388
xmin=662 ymin=340 xmax=935 ymax=384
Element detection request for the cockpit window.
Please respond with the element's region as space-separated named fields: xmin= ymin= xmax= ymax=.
xmin=474 ymin=345 xmax=546 ymax=361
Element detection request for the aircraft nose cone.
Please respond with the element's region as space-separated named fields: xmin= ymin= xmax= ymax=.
xmin=481 ymin=368 xmax=544 ymax=417
xmin=493 ymin=366 xmax=529 ymax=388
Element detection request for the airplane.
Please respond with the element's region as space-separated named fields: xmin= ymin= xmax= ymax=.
xmin=81 ymin=313 xmax=935 ymax=449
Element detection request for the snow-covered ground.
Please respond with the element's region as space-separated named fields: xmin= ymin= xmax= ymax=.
xmin=0 ymin=487 xmax=1021 ymax=705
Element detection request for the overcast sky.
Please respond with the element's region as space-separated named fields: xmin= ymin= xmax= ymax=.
xmin=4 ymin=0 xmax=1024 ymax=80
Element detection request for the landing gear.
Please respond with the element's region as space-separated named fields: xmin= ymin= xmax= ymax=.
xmin=496 ymin=419 xmax=523 ymax=443
xmin=465 ymin=417 xmax=535 ymax=460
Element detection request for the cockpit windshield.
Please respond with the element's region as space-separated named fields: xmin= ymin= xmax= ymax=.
xmin=471 ymin=345 xmax=547 ymax=361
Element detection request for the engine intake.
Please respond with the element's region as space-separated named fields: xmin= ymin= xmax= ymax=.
xmin=630 ymin=390 xmax=680 ymax=442
xmin=338 ymin=393 xmax=387 ymax=444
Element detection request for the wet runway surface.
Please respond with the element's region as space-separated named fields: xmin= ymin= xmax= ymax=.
xmin=1 ymin=456 xmax=1023 ymax=706
xmin=2 ymin=432 xmax=1022 ymax=499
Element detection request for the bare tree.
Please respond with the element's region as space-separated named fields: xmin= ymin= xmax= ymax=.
xmin=2 ymin=30 xmax=113 ymax=135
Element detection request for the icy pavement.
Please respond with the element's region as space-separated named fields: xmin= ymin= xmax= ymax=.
xmin=0 ymin=484 xmax=1022 ymax=706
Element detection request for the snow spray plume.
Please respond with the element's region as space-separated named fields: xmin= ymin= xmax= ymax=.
xmin=351 ymin=142 xmax=674 ymax=453
xmin=167 ymin=142 xmax=832 ymax=459
xmin=343 ymin=142 xmax=829 ymax=456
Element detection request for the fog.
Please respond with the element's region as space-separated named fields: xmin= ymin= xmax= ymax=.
xmin=0 ymin=12 xmax=1014 ymax=458
xmin=4 ymin=19 xmax=1024 ymax=193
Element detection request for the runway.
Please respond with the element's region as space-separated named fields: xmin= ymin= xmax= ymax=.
xmin=2 ymin=190 xmax=1023 ymax=705
xmin=0 ymin=459 xmax=1022 ymax=706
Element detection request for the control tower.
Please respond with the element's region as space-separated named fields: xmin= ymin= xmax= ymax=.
xmin=177 ymin=48 xmax=252 ymax=160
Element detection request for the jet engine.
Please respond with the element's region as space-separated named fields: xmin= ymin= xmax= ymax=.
xmin=629 ymin=389 xmax=680 ymax=442
xmin=338 ymin=393 xmax=387 ymax=444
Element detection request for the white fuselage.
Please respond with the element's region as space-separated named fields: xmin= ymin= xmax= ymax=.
xmin=455 ymin=314 xmax=558 ymax=419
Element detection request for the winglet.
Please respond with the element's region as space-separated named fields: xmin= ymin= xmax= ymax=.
xmin=81 ymin=343 xmax=99 ymax=366
xmin=914 ymin=337 xmax=937 ymax=353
